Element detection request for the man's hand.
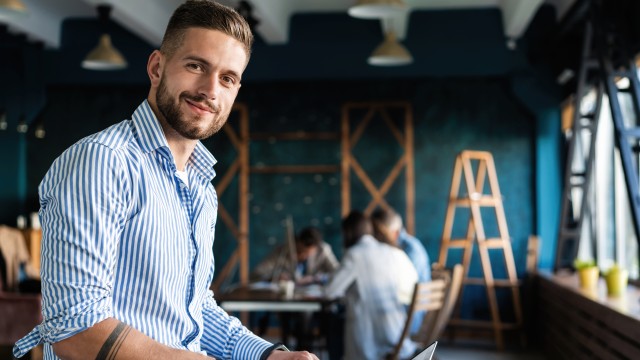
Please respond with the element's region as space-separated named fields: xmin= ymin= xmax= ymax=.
xmin=267 ymin=350 xmax=319 ymax=360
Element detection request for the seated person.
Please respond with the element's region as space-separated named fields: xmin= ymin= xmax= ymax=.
xmin=251 ymin=226 xmax=339 ymax=350
xmin=371 ymin=207 xmax=431 ymax=335
xmin=0 ymin=225 xmax=40 ymax=293
xmin=251 ymin=226 xmax=339 ymax=285
xmin=325 ymin=210 xmax=418 ymax=360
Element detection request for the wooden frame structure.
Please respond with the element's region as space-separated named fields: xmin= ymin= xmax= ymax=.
xmin=213 ymin=101 xmax=416 ymax=290
xmin=212 ymin=103 xmax=250 ymax=293
xmin=340 ymin=101 xmax=415 ymax=233
xmin=437 ymin=150 xmax=522 ymax=350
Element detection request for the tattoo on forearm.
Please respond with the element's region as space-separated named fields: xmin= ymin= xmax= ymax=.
xmin=95 ymin=322 xmax=132 ymax=360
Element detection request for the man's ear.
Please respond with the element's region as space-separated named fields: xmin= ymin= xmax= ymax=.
xmin=393 ymin=230 xmax=401 ymax=243
xmin=147 ymin=50 xmax=163 ymax=86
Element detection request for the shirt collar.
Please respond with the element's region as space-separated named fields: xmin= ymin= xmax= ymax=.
xmin=132 ymin=100 xmax=217 ymax=182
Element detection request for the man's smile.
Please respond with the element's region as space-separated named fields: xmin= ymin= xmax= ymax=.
xmin=185 ymin=98 xmax=215 ymax=114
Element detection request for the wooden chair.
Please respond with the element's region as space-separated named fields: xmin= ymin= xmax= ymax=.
xmin=419 ymin=264 xmax=463 ymax=346
xmin=388 ymin=277 xmax=447 ymax=360
xmin=387 ymin=264 xmax=464 ymax=360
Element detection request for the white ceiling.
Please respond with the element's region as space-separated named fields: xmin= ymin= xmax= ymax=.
xmin=0 ymin=0 xmax=576 ymax=49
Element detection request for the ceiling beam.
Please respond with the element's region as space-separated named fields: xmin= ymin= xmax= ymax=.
xmin=0 ymin=0 xmax=94 ymax=48
xmin=0 ymin=0 xmax=572 ymax=49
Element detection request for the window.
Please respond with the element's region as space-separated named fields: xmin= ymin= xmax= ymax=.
xmin=575 ymin=77 xmax=640 ymax=280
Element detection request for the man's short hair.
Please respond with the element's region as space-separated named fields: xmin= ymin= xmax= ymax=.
xmin=161 ymin=0 xmax=254 ymax=63
xmin=296 ymin=227 xmax=322 ymax=248
xmin=342 ymin=210 xmax=373 ymax=249
xmin=371 ymin=207 xmax=403 ymax=233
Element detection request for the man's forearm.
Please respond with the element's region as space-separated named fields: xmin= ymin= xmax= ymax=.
xmin=52 ymin=318 xmax=208 ymax=360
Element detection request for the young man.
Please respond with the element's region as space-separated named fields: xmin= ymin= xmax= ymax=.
xmin=13 ymin=1 xmax=317 ymax=359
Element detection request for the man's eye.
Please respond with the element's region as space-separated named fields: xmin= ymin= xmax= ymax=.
xmin=222 ymin=76 xmax=236 ymax=85
xmin=187 ymin=63 xmax=202 ymax=71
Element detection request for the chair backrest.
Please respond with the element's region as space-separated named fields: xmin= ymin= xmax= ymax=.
xmin=388 ymin=278 xmax=447 ymax=360
xmin=421 ymin=264 xmax=464 ymax=345
xmin=526 ymin=235 xmax=540 ymax=273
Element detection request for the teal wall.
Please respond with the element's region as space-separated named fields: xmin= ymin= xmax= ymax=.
xmin=1 ymin=5 xmax=563 ymax=320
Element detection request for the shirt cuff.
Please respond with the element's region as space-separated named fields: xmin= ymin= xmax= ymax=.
xmin=232 ymin=334 xmax=273 ymax=359
xmin=260 ymin=343 xmax=290 ymax=360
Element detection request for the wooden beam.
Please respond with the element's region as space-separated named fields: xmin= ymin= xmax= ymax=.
xmin=350 ymin=107 xmax=375 ymax=146
xmin=341 ymin=106 xmax=351 ymax=217
xmin=216 ymin=159 xmax=240 ymax=195
xmin=405 ymin=105 xmax=415 ymax=234
xmin=380 ymin=107 xmax=405 ymax=147
xmin=250 ymin=165 xmax=339 ymax=174
xmin=250 ymin=132 xmax=340 ymax=141
xmin=237 ymin=103 xmax=250 ymax=285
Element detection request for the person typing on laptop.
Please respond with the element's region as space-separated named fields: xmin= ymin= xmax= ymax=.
xmin=251 ymin=226 xmax=339 ymax=350
xmin=251 ymin=226 xmax=339 ymax=285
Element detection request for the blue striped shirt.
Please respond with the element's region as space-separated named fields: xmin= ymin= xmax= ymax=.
xmin=14 ymin=100 xmax=271 ymax=359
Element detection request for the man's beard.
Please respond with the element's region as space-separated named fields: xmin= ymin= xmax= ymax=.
xmin=156 ymin=77 xmax=228 ymax=140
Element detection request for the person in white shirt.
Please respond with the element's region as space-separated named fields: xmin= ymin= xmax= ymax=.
xmin=325 ymin=210 xmax=418 ymax=360
xmin=372 ymin=207 xmax=432 ymax=336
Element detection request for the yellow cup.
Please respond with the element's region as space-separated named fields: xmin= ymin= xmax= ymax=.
xmin=578 ymin=267 xmax=599 ymax=290
xmin=605 ymin=269 xmax=628 ymax=297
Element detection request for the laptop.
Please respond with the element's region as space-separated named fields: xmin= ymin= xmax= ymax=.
xmin=411 ymin=341 xmax=438 ymax=360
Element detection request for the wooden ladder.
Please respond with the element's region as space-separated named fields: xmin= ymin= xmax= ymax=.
xmin=437 ymin=150 xmax=523 ymax=350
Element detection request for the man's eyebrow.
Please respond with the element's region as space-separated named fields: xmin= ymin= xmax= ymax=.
xmin=183 ymin=55 xmax=211 ymax=66
xmin=183 ymin=55 xmax=242 ymax=80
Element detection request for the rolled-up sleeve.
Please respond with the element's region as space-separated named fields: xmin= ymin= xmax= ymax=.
xmin=15 ymin=141 xmax=129 ymax=356
xmin=200 ymin=291 xmax=271 ymax=359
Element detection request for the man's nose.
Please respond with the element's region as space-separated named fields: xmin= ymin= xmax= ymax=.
xmin=198 ymin=75 xmax=219 ymax=100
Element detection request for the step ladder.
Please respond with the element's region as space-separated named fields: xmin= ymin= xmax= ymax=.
xmin=437 ymin=150 xmax=523 ymax=350
xmin=554 ymin=7 xmax=640 ymax=270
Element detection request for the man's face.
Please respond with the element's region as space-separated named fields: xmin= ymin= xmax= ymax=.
xmin=155 ymin=28 xmax=247 ymax=140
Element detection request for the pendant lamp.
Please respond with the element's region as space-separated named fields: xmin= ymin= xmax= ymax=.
xmin=0 ymin=108 xmax=7 ymax=130
xmin=16 ymin=114 xmax=28 ymax=133
xmin=82 ymin=4 xmax=127 ymax=70
xmin=348 ymin=0 xmax=407 ymax=19
xmin=0 ymin=0 xmax=27 ymax=14
xmin=367 ymin=31 xmax=413 ymax=66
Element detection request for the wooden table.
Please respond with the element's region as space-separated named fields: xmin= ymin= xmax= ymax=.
xmin=217 ymin=285 xmax=334 ymax=351
xmin=217 ymin=285 xmax=326 ymax=312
